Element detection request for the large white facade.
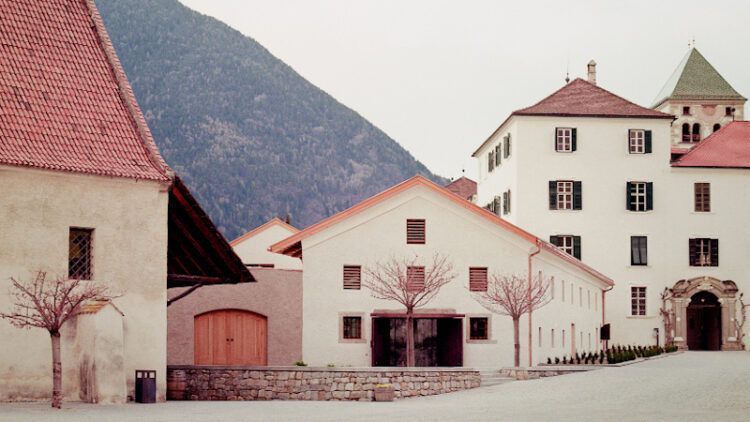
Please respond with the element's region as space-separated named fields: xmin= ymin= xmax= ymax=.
xmin=231 ymin=218 xmax=302 ymax=270
xmin=271 ymin=177 xmax=612 ymax=367
xmin=475 ymin=64 xmax=749 ymax=349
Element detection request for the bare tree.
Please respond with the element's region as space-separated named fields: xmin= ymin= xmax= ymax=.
xmin=363 ymin=254 xmax=456 ymax=367
xmin=735 ymin=293 xmax=748 ymax=350
xmin=0 ymin=271 xmax=108 ymax=408
xmin=473 ymin=273 xmax=550 ymax=367
xmin=660 ymin=287 xmax=675 ymax=346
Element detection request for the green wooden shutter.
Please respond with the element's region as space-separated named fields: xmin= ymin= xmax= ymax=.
xmin=549 ymin=181 xmax=557 ymax=209
xmin=571 ymin=128 xmax=577 ymax=151
xmin=711 ymin=239 xmax=719 ymax=267
xmin=495 ymin=144 xmax=502 ymax=166
xmin=646 ymin=182 xmax=654 ymax=211
xmin=688 ymin=239 xmax=697 ymax=266
xmin=644 ymin=130 xmax=652 ymax=153
xmin=573 ymin=181 xmax=582 ymax=210
xmin=573 ymin=236 xmax=582 ymax=259
xmin=554 ymin=128 xmax=560 ymax=151
xmin=626 ymin=182 xmax=633 ymax=210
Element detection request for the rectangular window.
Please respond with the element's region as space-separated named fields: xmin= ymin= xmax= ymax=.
xmin=550 ymin=235 xmax=581 ymax=259
xmin=694 ymin=183 xmax=711 ymax=212
xmin=406 ymin=219 xmax=426 ymax=244
xmin=549 ymin=181 xmax=582 ymax=210
xmin=726 ymin=107 xmax=733 ymax=116
xmin=342 ymin=316 xmax=362 ymax=339
xmin=683 ymin=106 xmax=691 ymax=115
xmin=631 ymin=286 xmax=646 ymax=316
xmin=555 ymin=127 xmax=575 ymax=152
xmin=69 ymin=228 xmax=93 ymax=280
xmin=504 ymin=134 xmax=511 ymax=158
xmin=502 ymin=190 xmax=511 ymax=215
xmin=469 ymin=317 xmax=489 ymax=340
xmin=689 ymin=238 xmax=719 ymax=267
xmin=493 ymin=196 xmax=502 ymax=216
xmin=629 ymin=129 xmax=645 ymax=153
xmin=343 ymin=265 xmax=361 ymax=290
xmin=495 ymin=144 xmax=502 ymax=167
xmin=627 ymin=182 xmax=653 ymax=211
xmin=630 ymin=236 xmax=648 ymax=266
xmin=469 ymin=267 xmax=488 ymax=292
xmin=488 ymin=151 xmax=495 ymax=172
xmin=406 ymin=266 xmax=425 ymax=292
xmin=557 ymin=181 xmax=573 ymax=210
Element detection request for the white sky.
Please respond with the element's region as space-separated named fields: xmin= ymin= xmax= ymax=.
xmin=180 ymin=0 xmax=750 ymax=179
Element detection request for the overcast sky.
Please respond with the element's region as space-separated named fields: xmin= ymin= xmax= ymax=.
xmin=180 ymin=0 xmax=750 ymax=180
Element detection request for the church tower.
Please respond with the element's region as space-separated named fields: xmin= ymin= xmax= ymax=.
xmin=652 ymin=47 xmax=746 ymax=146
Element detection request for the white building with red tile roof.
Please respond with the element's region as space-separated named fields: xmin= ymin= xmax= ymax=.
xmin=230 ymin=218 xmax=303 ymax=270
xmin=474 ymin=58 xmax=749 ymax=351
xmin=270 ymin=176 xmax=612 ymax=367
xmin=0 ymin=0 xmax=249 ymax=403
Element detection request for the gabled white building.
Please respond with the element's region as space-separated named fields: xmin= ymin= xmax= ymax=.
xmin=270 ymin=176 xmax=613 ymax=367
xmin=230 ymin=218 xmax=302 ymax=270
xmin=474 ymin=53 xmax=748 ymax=351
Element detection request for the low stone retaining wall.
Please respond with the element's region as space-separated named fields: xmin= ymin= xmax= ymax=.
xmin=167 ymin=366 xmax=480 ymax=401
xmin=502 ymin=366 xmax=599 ymax=380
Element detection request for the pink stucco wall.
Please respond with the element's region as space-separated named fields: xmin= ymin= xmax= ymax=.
xmin=167 ymin=268 xmax=302 ymax=366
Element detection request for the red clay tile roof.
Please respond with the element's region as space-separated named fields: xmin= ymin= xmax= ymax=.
xmin=0 ymin=0 xmax=171 ymax=181
xmin=445 ymin=176 xmax=477 ymax=200
xmin=514 ymin=78 xmax=673 ymax=119
xmin=672 ymin=121 xmax=750 ymax=168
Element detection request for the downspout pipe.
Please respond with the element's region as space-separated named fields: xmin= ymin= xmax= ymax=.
xmin=528 ymin=242 xmax=542 ymax=367
xmin=602 ymin=284 xmax=614 ymax=350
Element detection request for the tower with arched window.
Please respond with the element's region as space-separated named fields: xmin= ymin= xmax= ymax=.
xmin=652 ymin=47 xmax=746 ymax=146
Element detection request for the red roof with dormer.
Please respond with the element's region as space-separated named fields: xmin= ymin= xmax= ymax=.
xmin=0 ymin=0 xmax=171 ymax=181
xmin=672 ymin=121 xmax=750 ymax=168
xmin=514 ymin=78 xmax=674 ymax=119
xmin=445 ymin=176 xmax=477 ymax=201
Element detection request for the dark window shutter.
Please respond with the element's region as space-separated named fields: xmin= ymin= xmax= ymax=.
xmin=495 ymin=145 xmax=502 ymax=166
xmin=630 ymin=236 xmax=637 ymax=265
xmin=711 ymin=239 xmax=719 ymax=267
xmin=549 ymin=181 xmax=557 ymax=209
xmin=502 ymin=192 xmax=508 ymax=214
xmin=554 ymin=128 xmax=560 ymax=151
xmin=572 ymin=181 xmax=582 ymax=210
xmin=488 ymin=151 xmax=494 ymax=172
xmin=644 ymin=130 xmax=652 ymax=153
xmin=646 ymin=182 xmax=654 ymax=211
xmin=549 ymin=235 xmax=559 ymax=247
xmin=688 ymin=239 xmax=697 ymax=266
xmin=626 ymin=182 xmax=633 ymax=211
xmin=573 ymin=236 xmax=582 ymax=259
xmin=571 ymin=128 xmax=577 ymax=151
xmin=507 ymin=190 xmax=511 ymax=214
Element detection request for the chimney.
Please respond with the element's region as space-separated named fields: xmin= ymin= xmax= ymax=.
xmin=587 ymin=60 xmax=597 ymax=85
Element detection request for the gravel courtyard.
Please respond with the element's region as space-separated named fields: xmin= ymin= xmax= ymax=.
xmin=1 ymin=352 xmax=748 ymax=422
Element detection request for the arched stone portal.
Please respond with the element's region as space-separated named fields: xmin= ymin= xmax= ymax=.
xmin=670 ymin=277 xmax=742 ymax=351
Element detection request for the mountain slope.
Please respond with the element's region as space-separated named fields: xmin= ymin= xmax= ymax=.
xmin=96 ymin=0 xmax=442 ymax=239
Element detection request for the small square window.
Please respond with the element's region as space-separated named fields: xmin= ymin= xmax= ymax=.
xmin=406 ymin=219 xmax=426 ymax=244
xmin=725 ymin=107 xmax=733 ymax=117
xmin=683 ymin=106 xmax=691 ymax=115
xmin=69 ymin=228 xmax=93 ymax=280
xmin=343 ymin=316 xmax=362 ymax=339
xmin=690 ymin=238 xmax=718 ymax=267
xmin=469 ymin=317 xmax=489 ymax=340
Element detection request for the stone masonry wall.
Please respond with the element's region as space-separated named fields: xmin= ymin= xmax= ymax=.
xmin=167 ymin=366 xmax=480 ymax=401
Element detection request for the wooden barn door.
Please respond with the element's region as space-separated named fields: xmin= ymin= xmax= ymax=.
xmin=194 ymin=310 xmax=267 ymax=365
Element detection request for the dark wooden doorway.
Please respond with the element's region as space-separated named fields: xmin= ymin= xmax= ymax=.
xmin=194 ymin=309 xmax=268 ymax=365
xmin=687 ymin=291 xmax=721 ymax=351
xmin=372 ymin=316 xmax=463 ymax=367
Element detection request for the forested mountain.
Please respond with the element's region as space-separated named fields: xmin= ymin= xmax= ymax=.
xmin=96 ymin=0 xmax=442 ymax=240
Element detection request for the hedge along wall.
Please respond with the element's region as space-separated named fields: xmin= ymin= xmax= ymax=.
xmin=167 ymin=366 xmax=480 ymax=401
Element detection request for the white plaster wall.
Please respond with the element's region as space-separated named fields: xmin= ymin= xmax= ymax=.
xmin=232 ymin=224 xmax=302 ymax=270
xmin=475 ymin=121 xmax=520 ymax=224
xmin=476 ymin=115 xmax=750 ymax=346
xmin=0 ymin=166 xmax=169 ymax=401
xmin=300 ymin=184 xmax=607 ymax=368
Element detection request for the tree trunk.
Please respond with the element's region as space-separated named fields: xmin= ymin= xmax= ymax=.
xmin=405 ymin=310 xmax=415 ymax=367
xmin=512 ymin=317 xmax=520 ymax=367
xmin=50 ymin=331 xmax=62 ymax=408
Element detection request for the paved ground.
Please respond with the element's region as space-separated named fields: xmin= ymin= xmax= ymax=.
xmin=1 ymin=352 xmax=749 ymax=422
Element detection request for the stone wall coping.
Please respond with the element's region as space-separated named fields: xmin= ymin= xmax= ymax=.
xmin=168 ymin=365 xmax=479 ymax=373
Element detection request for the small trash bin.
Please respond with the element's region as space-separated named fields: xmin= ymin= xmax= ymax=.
xmin=135 ymin=370 xmax=156 ymax=403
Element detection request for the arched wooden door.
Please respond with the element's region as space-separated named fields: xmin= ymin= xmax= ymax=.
xmin=194 ymin=310 xmax=267 ymax=365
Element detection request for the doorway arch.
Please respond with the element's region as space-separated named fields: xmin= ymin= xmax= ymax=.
xmin=669 ymin=277 xmax=741 ymax=351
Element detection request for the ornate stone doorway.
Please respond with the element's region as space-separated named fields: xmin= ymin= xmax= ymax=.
xmin=686 ymin=291 xmax=721 ymax=350
xmin=670 ymin=277 xmax=742 ymax=351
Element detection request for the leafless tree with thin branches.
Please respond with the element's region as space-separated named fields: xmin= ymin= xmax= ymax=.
xmin=660 ymin=287 xmax=675 ymax=346
xmin=0 ymin=271 xmax=108 ymax=408
xmin=735 ymin=293 xmax=748 ymax=350
xmin=363 ymin=254 xmax=457 ymax=367
xmin=473 ymin=273 xmax=550 ymax=367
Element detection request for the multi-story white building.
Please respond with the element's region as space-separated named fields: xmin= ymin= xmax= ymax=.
xmin=474 ymin=50 xmax=748 ymax=351
xmin=270 ymin=176 xmax=613 ymax=367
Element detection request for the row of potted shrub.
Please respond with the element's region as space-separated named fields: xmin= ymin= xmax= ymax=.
xmin=546 ymin=344 xmax=679 ymax=366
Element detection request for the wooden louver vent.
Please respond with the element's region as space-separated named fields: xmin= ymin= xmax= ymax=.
xmin=343 ymin=265 xmax=361 ymax=290
xmin=406 ymin=266 xmax=425 ymax=292
xmin=406 ymin=219 xmax=426 ymax=244
xmin=469 ymin=267 xmax=488 ymax=292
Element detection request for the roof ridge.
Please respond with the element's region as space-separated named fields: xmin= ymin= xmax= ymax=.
xmin=512 ymin=78 xmax=583 ymax=114
xmin=84 ymin=0 xmax=172 ymax=181
xmin=230 ymin=217 xmax=300 ymax=246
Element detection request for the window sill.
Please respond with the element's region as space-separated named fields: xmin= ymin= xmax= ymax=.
xmin=466 ymin=339 xmax=497 ymax=344
xmin=629 ymin=265 xmax=650 ymax=268
xmin=689 ymin=265 xmax=719 ymax=269
xmin=626 ymin=315 xmax=656 ymax=319
xmin=627 ymin=210 xmax=654 ymax=214
xmin=690 ymin=211 xmax=713 ymax=215
xmin=339 ymin=338 xmax=367 ymax=344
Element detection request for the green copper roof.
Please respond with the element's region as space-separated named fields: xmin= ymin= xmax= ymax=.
xmin=652 ymin=48 xmax=745 ymax=107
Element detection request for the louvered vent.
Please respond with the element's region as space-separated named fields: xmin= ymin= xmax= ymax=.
xmin=406 ymin=266 xmax=425 ymax=292
xmin=343 ymin=265 xmax=361 ymax=290
xmin=406 ymin=219 xmax=426 ymax=244
xmin=469 ymin=267 xmax=488 ymax=292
